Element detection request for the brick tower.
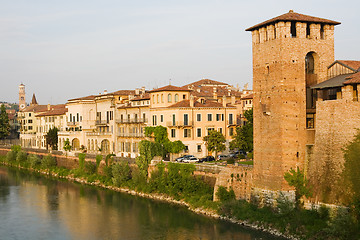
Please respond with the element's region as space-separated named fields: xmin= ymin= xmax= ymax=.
xmin=246 ymin=11 xmax=340 ymax=192
xmin=19 ymin=83 xmax=26 ymax=110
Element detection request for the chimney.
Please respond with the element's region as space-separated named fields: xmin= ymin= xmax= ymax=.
xmin=47 ymin=103 xmax=51 ymax=110
xmin=141 ymin=86 xmax=145 ymax=94
xmin=222 ymin=96 xmax=227 ymax=107
xmin=231 ymin=95 xmax=236 ymax=105
xmin=213 ymin=87 xmax=217 ymax=99
xmin=190 ymin=95 xmax=194 ymax=107
xmin=104 ymin=90 xmax=108 ymax=94
xmin=135 ymin=88 xmax=140 ymax=95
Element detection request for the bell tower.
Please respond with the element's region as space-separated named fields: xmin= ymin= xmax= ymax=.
xmin=19 ymin=83 xmax=26 ymax=110
xmin=246 ymin=11 xmax=340 ymax=192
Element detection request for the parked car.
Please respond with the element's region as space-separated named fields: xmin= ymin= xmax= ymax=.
xmin=183 ymin=157 xmax=199 ymax=163
xmin=175 ymin=157 xmax=184 ymax=162
xmin=176 ymin=155 xmax=195 ymax=162
xmin=217 ymin=154 xmax=230 ymax=160
xmin=200 ymin=156 xmax=215 ymax=162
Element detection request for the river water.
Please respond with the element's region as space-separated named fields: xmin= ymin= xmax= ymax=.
xmin=0 ymin=166 xmax=284 ymax=240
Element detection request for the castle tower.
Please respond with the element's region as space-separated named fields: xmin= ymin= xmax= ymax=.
xmin=19 ymin=84 xmax=26 ymax=110
xmin=246 ymin=11 xmax=340 ymax=192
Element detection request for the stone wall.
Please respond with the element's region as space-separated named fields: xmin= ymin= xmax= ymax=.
xmin=307 ymin=98 xmax=360 ymax=203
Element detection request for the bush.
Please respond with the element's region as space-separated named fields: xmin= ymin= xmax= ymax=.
xmin=112 ymin=161 xmax=131 ymax=187
xmin=6 ymin=150 xmax=17 ymax=163
xmin=78 ymin=153 xmax=86 ymax=170
xmin=227 ymin=158 xmax=235 ymax=164
xmin=11 ymin=145 xmax=21 ymax=153
xmin=84 ymin=161 xmax=96 ymax=174
xmin=103 ymin=165 xmax=113 ymax=179
xmin=216 ymin=186 xmax=236 ymax=203
xmin=41 ymin=154 xmax=56 ymax=169
xmin=28 ymin=154 xmax=41 ymax=169
xmin=95 ymin=155 xmax=102 ymax=172
xmin=16 ymin=151 xmax=28 ymax=164
xmin=247 ymin=152 xmax=253 ymax=159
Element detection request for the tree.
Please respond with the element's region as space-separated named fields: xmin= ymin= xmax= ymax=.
xmin=203 ymin=130 xmax=226 ymax=159
xmin=284 ymin=167 xmax=312 ymax=208
xmin=0 ymin=104 xmax=10 ymax=139
xmin=45 ymin=127 xmax=58 ymax=150
xmin=63 ymin=138 xmax=71 ymax=157
xmin=230 ymin=108 xmax=253 ymax=152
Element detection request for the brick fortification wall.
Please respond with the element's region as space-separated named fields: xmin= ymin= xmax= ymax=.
xmin=308 ymin=97 xmax=360 ymax=203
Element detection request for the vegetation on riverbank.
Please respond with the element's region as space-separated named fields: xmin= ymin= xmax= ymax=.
xmin=1 ymin=146 xmax=359 ymax=239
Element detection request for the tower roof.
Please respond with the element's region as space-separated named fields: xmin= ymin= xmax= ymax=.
xmin=31 ymin=94 xmax=38 ymax=105
xmin=246 ymin=10 xmax=340 ymax=31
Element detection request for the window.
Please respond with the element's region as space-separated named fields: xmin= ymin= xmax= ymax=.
xmin=229 ymin=114 xmax=233 ymax=125
xmin=306 ymin=114 xmax=315 ymax=129
xmin=153 ymin=96 xmax=155 ymax=104
xmin=157 ymin=94 xmax=159 ymax=103
xmin=28 ymin=119 xmax=33 ymax=124
xmin=172 ymin=114 xmax=176 ymax=126
xmin=171 ymin=129 xmax=176 ymax=138
xmin=229 ymin=128 xmax=234 ymax=136
xmin=291 ymin=21 xmax=296 ymax=38
xmin=207 ymin=128 xmax=214 ymax=135
xmin=161 ymin=94 xmax=164 ymax=103
xmin=160 ymin=115 xmax=164 ymax=122
xmin=125 ymin=142 xmax=131 ymax=152
xmin=184 ymin=145 xmax=189 ymax=153
xmin=29 ymin=113 xmax=31 ymax=117
xmin=183 ymin=94 xmax=186 ymax=100
xmin=197 ymin=144 xmax=202 ymax=152
xmin=197 ymin=128 xmax=201 ymax=137
xmin=152 ymin=115 xmax=157 ymax=125
xmin=133 ymin=143 xmax=137 ymax=153
xmin=143 ymin=113 xmax=146 ymax=121
xmin=184 ymin=129 xmax=191 ymax=138
xmin=207 ymin=113 xmax=212 ymax=121
xmin=218 ymin=128 xmax=223 ymax=134
xmin=184 ymin=114 xmax=188 ymax=126
xmin=306 ymin=23 xmax=311 ymax=38
xmin=77 ymin=113 xmax=79 ymax=122
xmin=216 ymin=114 xmax=224 ymax=121
xmin=175 ymin=94 xmax=179 ymax=102
xmin=28 ymin=126 xmax=33 ymax=130
xmin=196 ymin=113 xmax=201 ymax=122
xmin=320 ymin=24 xmax=325 ymax=39
xmin=168 ymin=94 xmax=172 ymax=102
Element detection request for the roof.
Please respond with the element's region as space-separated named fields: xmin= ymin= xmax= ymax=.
xmin=336 ymin=60 xmax=360 ymax=71
xmin=31 ymin=94 xmax=38 ymax=105
xmin=246 ymin=10 xmax=340 ymax=31
xmin=35 ymin=104 xmax=67 ymax=117
xmin=148 ymin=85 xmax=190 ymax=93
xmin=68 ymin=95 xmax=96 ymax=102
xmin=131 ymin=93 xmax=150 ymax=101
xmin=241 ymin=93 xmax=254 ymax=100
xmin=182 ymin=79 xmax=229 ymax=88
xmin=344 ymin=72 xmax=360 ymax=85
xmin=110 ymin=90 xmax=136 ymax=96
xmin=20 ymin=104 xmax=49 ymax=113
xmin=310 ymin=74 xmax=353 ymax=89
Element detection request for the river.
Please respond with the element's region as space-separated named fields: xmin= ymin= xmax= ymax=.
xmin=0 ymin=166 xmax=284 ymax=240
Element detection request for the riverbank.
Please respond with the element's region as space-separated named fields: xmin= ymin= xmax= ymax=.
xmin=0 ymin=154 xmax=294 ymax=240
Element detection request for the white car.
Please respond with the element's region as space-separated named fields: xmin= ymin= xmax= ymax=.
xmin=183 ymin=157 xmax=199 ymax=163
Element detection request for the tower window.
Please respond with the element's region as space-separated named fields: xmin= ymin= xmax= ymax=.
xmin=320 ymin=24 xmax=325 ymax=39
xmin=306 ymin=24 xmax=311 ymax=38
xmin=291 ymin=22 xmax=297 ymax=38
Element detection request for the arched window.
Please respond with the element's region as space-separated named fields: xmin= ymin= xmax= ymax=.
xmin=168 ymin=94 xmax=172 ymax=103
xmin=174 ymin=94 xmax=179 ymax=102
xmin=305 ymin=52 xmax=315 ymax=74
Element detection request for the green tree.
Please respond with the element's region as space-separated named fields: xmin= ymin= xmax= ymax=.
xmin=0 ymin=104 xmax=10 ymax=139
xmin=203 ymin=130 xmax=226 ymax=159
xmin=45 ymin=127 xmax=58 ymax=150
xmin=230 ymin=108 xmax=253 ymax=152
xmin=284 ymin=167 xmax=312 ymax=208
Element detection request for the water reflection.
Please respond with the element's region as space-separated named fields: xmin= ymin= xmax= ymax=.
xmin=0 ymin=167 xmax=282 ymax=240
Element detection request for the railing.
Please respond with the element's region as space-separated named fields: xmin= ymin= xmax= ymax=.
xmin=116 ymin=118 xmax=147 ymax=124
xmin=117 ymin=133 xmax=145 ymax=138
xmin=95 ymin=120 xmax=109 ymax=125
xmin=166 ymin=121 xmax=193 ymax=127
xmin=67 ymin=122 xmax=78 ymax=126
xmin=86 ymin=132 xmax=112 ymax=136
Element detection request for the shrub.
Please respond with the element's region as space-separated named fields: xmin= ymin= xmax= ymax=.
xmin=103 ymin=165 xmax=113 ymax=179
xmin=16 ymin=151 xmax=28 ymax=164
xmin=95 ymin=155 xmax=102 ymax=172
xmin=227 ymin=158 xmax=235 ymax=164
xmin=78 ymin=153 xmax=86 ymax=170
xmin=11 ymin=145 xmax=21 ymax=152
xmin=41 ymin=154 xmax=56 ymax=169
xmin=216 ymin=186 xmax=236 ymax=203
xmin=6 ymin=150 xmax=17 ymax=163
xmin=247 ymin=152 xmax=253 ymax=159
xmin=84 ymin=161 xmax=96 ymax=174
xmin=28 ymin=154 xmax=41 ymax=169
xmin=112 ymin=161 xmax=131 ymax=187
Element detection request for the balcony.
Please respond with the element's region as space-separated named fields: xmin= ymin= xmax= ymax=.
xmin=166 ymin=121 xmax=193 ymax=128
xmin=116 ymin=118 xmax=147 ymax=124
xmin=86 ymin=131 xmax=112 ymax=136
xmin=95 ymin=120 xmax=109 ymax=126
xmin=67 ymin=121 xmax=79 ymax=126
xmin=117 ymin=133 xmax=145 ymax=138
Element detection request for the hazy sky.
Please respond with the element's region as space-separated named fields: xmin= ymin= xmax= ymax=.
xmin=0 ymin=0 xmax=359 ymax=104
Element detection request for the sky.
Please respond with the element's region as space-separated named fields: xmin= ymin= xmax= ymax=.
xmin=0 ymin=0 xmax=359 ymax=104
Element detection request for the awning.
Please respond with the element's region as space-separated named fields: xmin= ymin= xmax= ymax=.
xmin=310 ymin=74 xmax=353 ymax=89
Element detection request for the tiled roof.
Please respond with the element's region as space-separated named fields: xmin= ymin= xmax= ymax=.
xmin=311 ymin=74 xmax=352 ymax=89
xmin=68 ymin=95 xmax=97 ymax=102
xmin=188 ymin=86 xmax=242 ymax=98
xmin=344 ymin=72 xmax=360 ymax=85
xmin=148 ymin=85 xmax=190 ymax=93
xmin=241 ymin=93 xmax=253 ymax=100
xmin=246 ymin=10 xmax=340 ymax=31
xmin=21 ymin=104 xmax=48 ymax=113
xmin=110 ymin=90 xmax=136 ymax=96
xmin=182 ymin=79 xmax=229 ymax=88
xmin=337 ymin=60 xmax=360 ymax=71
xmin=132 ymin=93 xmax=150 ymax=101
xmin=36 ymin=104 xmax=67 ymax=117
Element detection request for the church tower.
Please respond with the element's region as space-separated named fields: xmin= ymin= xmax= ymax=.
xmin=246 ymin=11 xmax=340 ymax=192
xmin=19 ymin=84 xmax=26 ymax=110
